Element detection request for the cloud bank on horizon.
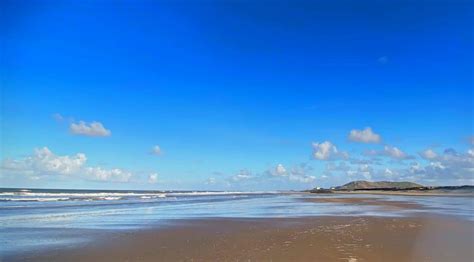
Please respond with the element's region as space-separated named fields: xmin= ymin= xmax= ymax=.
xmin=1 ymin=124 xmax=473 ymax=190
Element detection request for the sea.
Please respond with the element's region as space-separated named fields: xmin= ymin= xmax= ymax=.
xmin=0 ymin=187 xmax=473 ymax=257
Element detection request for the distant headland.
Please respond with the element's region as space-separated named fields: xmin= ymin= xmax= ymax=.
xmin=309 ymin=180 xmax=474 ymax=196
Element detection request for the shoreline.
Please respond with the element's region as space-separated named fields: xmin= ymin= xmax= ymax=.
xmin=3 ymin=193 xmax=473 ymax=261
xmin=304 ymin=191 xmax=474 ymax=197
xmin=8 ymin=215 xmax=473 ymax=262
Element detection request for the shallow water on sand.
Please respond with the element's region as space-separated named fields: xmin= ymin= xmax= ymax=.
xmin=0 ymin=188 xmax=472 ymax=256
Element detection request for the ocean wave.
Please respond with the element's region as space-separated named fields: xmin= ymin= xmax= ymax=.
xmin=140 ymin=194 xmax=166 ymax=199
xmin=0 ymin=190 xmax=276 ymax=203
xmin=0 ymin=191 xmax=214 ymax=196
xmin=166 ymin=191 xmax=274 ymax=196
xmin=0 ymin=197 xmax=71 ymax=202
xmin=0 ymin=196 xmax=128 ymax=202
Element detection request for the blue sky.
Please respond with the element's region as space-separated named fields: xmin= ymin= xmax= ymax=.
xmin=1 ymin=0 xmax=473 ymax=190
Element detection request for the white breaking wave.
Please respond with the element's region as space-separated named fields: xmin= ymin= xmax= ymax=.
xmin=140 ymin=194 xmax=166 ymax=199
xmin=0 ymin=197 xmax=71 ymax=202
xmin=165 ymin=191 xmax=272 ymax=197
xmin=0 ymin=191 xmax=276 ymax=202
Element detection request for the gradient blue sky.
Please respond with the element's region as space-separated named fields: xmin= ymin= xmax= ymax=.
xmin=1 ymin=0 xmax=473 ymax=190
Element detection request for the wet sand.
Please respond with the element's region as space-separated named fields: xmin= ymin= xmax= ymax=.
xmin=332 ymin=190 xmax=474 ymax=197
xmin=10 ymin=215 xmax=473 ymax=262
xmin=301 ymin=197 xmax=423 ymax=210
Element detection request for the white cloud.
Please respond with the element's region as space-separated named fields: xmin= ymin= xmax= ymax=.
xmin=420 ymin=149 xmax=438 ymax=160
xmin=85 ymin=167 xmax=132 ymax=182
xmin=326 ymin=162 xmax=351 ymax=172
xmin=357 ymin=164 xmax=373 ymax=180
xmin=383 ymin=168 xmax=394 ymax=178
xmin=151 ymin=145 xmax=162 ymax=156
xmin=231 ymin=170 xmax=252 ymax=182
xmin=2 ymin=147 xmax=86 ymax=176
xmin=468 ymin=149 xmax=474 ymax=158
xmin=0 ymin=147 xmax=152 ymax=184
xmin=321 ymin=144 xmax=473 ymax=186
xmin=148 ymin=173 xmax=158 ymax=184
xmin=383 ymin=145 xmax=410 ymax=159
xmin=205 ymin=177 xmax=217 ymax=185
xmin=276 ymin=164 xmax=286 ymax=175
xmin=364 ymin=145 xmax=411 ymax=160
xmin=312 ymin=141 xmax=334 ymax=160
xmin=270 ymin=163 xmax=288 ymax=177
xmin=312 ymin=141 xmax=349 ymax=160
xmin=348 ymin=127 xmax=381 ymax=143
xmin=358 ymin=164 xmax=372 ymax=173
xmin=343 ymin=164 xmax=399 ymax=181
xmin=440 ymin=148 xmax=474 ymax=168
xmin=406 ymin=148 xmax=474 ymax=184
xmin=288 ymin=165 xmax=316 ymax=183
xmin=430 ymin=161 xmax=445 ymax=170
xmin=70 ymin=121 xmax=111 ymax=137
xmin=408 ymin=162 xmax=424 ymax=174
xmin=265 ymin=163 xmax=315 ymax=184
xmin=349 ymin=158 xmax=382 ymax=165
xmin=289 ymin=174 xmax=315 ymax=183
xmin=324 ymin=160 xmax=405 ymax=182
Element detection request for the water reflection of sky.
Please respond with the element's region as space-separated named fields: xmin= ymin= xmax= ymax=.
xmin=1 ymin=193 xmax=473 ymax=256
xmin=1 ymin=193 xmax=473 ymax=229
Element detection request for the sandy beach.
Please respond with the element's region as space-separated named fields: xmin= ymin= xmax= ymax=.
xmin=300 ymin=196 xmax=424 ymax=210
xmin=2 ymin=0 xmax=472 ymax=260
xmin=10 ymin=214 xmax=473 ymax=262
xmin=331 ymin=190 xmax=474 ymax=197
xmin=6 ymin=196 xmax=473 ymax=262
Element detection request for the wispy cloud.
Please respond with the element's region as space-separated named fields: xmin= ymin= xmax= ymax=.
xmin=419 ymin=148 xmax=438 ymax=160
xmin=52 ymin=113 xmax=64 ymax=122
xmin=230 ymin=169 xmax=253 ymax=182
xmin=364 ymin=145 xmax=413 ymax=160
xmin=266 ymin=163 xmax=315 ymax=183
xmin=205 ymin=177 xmax=216 ymax=185
xmin=85 ymin=167 xmax=132 ymax=182
xmin=151 ymin=145 xmax=162 ymax=156
xmin=407 ymin=148 xmax=474 ymax=184
xmin=148 ymin=173 xmax=159 ymax=184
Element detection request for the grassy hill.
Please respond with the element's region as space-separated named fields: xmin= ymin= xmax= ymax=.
xmin=336 ymin=180 xmax=423 ymax=190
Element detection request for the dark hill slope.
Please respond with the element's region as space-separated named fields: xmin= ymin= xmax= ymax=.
xmin=336 ymin=181 xmax=423 ymax=190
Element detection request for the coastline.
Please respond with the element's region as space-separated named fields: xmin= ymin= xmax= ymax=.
xmin=2 ymin=192 xmax=473 ymax=261
xmin=8 ymin=215 xmax=473 ymax=262
xmin=324 ymin=191 xmax=474 ymax=197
